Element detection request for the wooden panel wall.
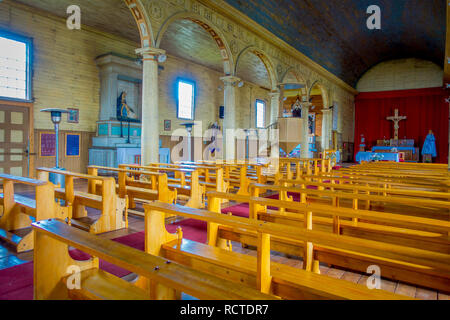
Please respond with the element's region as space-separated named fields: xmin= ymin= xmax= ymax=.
xmin=33 ymin=130 xmax=95 ymax=174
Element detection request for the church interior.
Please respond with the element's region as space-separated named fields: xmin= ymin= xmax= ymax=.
xmin=0 ymin=0 xmax=449 ymax=301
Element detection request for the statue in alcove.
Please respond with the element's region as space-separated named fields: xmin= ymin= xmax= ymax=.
xmin=291 ymin=95 xmax=302 ymax=118
xmin=308 ymin=113 xmax=316 ymax=135
xmin=117 ymin=91 xmax=138 ymax=121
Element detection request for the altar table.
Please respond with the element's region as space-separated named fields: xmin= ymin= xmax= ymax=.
xmin=356 ymin=152 xmax=400 ymax=163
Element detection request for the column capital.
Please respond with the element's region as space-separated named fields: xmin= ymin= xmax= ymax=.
xmin=268 ymin=89 xmax=281 ymax=98
xmin=135 ymin=47 xmax=166 ymax=60
xmin=302 ymin=102 xmax=313 ymax=109
xmin=322 ymin=108 xmax=333 ymax=115
xmin=220 ymin=75 xmax=241 ymax=86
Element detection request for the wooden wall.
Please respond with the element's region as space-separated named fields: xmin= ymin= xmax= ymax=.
xmin=33 ymin=129 xmax=95 ymax=174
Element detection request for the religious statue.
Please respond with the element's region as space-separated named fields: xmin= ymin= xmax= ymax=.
xmin=386 ymin=108 xmax=407 ymax=140
xmin=421 ymin=130 xmax=437 ymax=163
xmin=308 ymin=113 xmax=315 ymax=135
xmin=117 ymin=91 xmax=138 ymax=121
xmin=291 ymin=95 xmax=302 ymax=118
xmin=359 ymin=134 xmax=365 ymax=152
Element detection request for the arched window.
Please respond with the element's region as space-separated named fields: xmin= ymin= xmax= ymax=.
xmin=255 ymin=99 xmax=266 ymax=128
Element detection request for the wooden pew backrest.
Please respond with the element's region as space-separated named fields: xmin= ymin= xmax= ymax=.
xmin=32 ymin=219 xmax=275 ymax=300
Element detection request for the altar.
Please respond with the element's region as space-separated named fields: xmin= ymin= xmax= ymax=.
xmin=363 ymin=109 xmax=419 ymax=162
xmin=356 ymin=151 xmax=400 ymax=163
xmin=372 ymin=140 xmax=419 ymax=162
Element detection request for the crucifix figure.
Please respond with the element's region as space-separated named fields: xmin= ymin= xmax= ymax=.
xmin=386 ymin=109 xmax=407 ymax=140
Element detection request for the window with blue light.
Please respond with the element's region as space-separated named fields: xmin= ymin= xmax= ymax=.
xmin=0 ymin=32 xmax=32 ymax=101
xmin=177 ymin=79 xmax=195 ymax=120
xmin=255 ymin=99 xmax=266 ymax=128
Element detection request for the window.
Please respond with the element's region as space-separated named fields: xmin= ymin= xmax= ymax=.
xmin=0 ymin=32 xmax=32 ymax=101
xmin=177 ymin=79 xmax=195 ymax=120
xmin=255 ymin=99 xmax=266 ymax=129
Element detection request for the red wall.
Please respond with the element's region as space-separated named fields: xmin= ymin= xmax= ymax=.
xmin=354 ymin=87 xmax=449 ymax=163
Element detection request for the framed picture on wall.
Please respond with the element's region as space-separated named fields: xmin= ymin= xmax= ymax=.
xmin=67 ymin=108 xmax=79 ymax=123
xmin=164 ymin=120 xmax=171 ymax=131
xmin=39 ymin=132 xmax=56 ymax=157
xmin=65 ymin=133 xmax=81 ymax=157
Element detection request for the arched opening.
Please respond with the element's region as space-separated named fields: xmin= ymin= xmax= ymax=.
xmin=280 ymin=69 xmax=308 ymax=118
xmin=123 ymin=0 xmax=154 ymax=47
xmin=156 ymin=14 xmax=233 ymax=75
xmin=234 ymin=47 xmax=276 ymax=130
xmin=309 ymin=82 xmax=331 ymax=153
xmin=154 ymin=15 xmax=235 ymax=161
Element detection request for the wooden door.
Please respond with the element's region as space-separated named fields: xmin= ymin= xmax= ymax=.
xmin=0 ymin=103 xmax=31 ymax=177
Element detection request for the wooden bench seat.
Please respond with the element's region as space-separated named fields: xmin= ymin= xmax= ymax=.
xmin=144 ymin=163 xmax=230 ymax=197
xmin=88 ymin=165 xmax=176 ymax=209
xmin=38 ymin=168 xmax=126 ymax=234
xmin=162 ymin=238 xmax=408 ymax=300
xmin=0 ymin=193 xmax=36 ymax=215
xmin=33 ymin=219 xmax=274 ymax=300
xmin=252 ymin=183 xmax=450 ymax=221
xmin=207 ymin=192 xmax=450 ymax=292
xmin=63 ymin=268 xmax=150 ymax=300
xmin=0 ymin=173 xmax=68 ymax=252
xmin=144 ymin=202 xmax=419 ymax=299
xmin=55 ymin=189 xmax=102 ymax=209
xmin=216 ymin=223 xmax=450 ymax=292
xmin=118 ymin=185 xmax=158 ymax=198
xmin=119 ymin=164 xmax=205 ymax=208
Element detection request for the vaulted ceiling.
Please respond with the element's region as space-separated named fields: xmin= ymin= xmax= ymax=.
xmin=224 ymin=0 xmax=447 ymax=87
xmin=14 ymin=0 xmax=447 ymax=88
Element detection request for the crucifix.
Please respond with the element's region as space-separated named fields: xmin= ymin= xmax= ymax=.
xmin=386 ymin=108 xmax=407 ymax=140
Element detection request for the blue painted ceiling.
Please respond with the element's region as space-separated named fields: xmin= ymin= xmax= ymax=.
xmin=223 ymin=0 xmax=446 ymax=87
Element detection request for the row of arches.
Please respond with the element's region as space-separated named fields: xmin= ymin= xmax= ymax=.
xmin=123 ymin=0 xmax=331 ymax=105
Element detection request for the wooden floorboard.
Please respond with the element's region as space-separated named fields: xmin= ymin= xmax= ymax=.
xmin=415 ymin=287 xmax=438 ymax=300
xmin=395 ymin=283 xmax=417 ymax=298
xmin=341 ymin=271 xmax=362 ymax=283
xmin=438 ymin=292 xmax=450 ymax=300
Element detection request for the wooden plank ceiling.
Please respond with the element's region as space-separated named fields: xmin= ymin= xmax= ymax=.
xmin=223 ymin=0 xmax=447 ymax=87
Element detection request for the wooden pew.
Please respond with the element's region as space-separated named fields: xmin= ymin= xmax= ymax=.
xmin=32 ymin=219 xmax=274 ymax=300
xmin=273 ymin=158 xmax=333 ymax=184
xmin=302 ymin=170 xmax=450 ymax=193
xmin=144 ymin=202 xmax=415 ymax=300
xmin=206 ymin=191 xmax=450 ymax=292
xmin=279 ymin=177 xmax=450 ymax=201
xmin=87 ymin=165 xmax=176 ymax=210
xmin=145 ymin=162 xmax=229 ymax=194
xmin=338 ymin=163 xmax=449 ymax=181
xmin=276 ymin=179 xmax=450 ymax=221
xmin=350 ymin=162 xmax=449 ymax=174
xmin=253 ymin=181 xmax=450 ymax=222
xmin=120 ymin=164 xmax=204 ymax=209
xmin=36 ymin=168 xmax=126 ymax=234
xmin=177 ymin=161 xmax=268 ymax=196
xmin=0 ymin=174 xmax=69 ymax=252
